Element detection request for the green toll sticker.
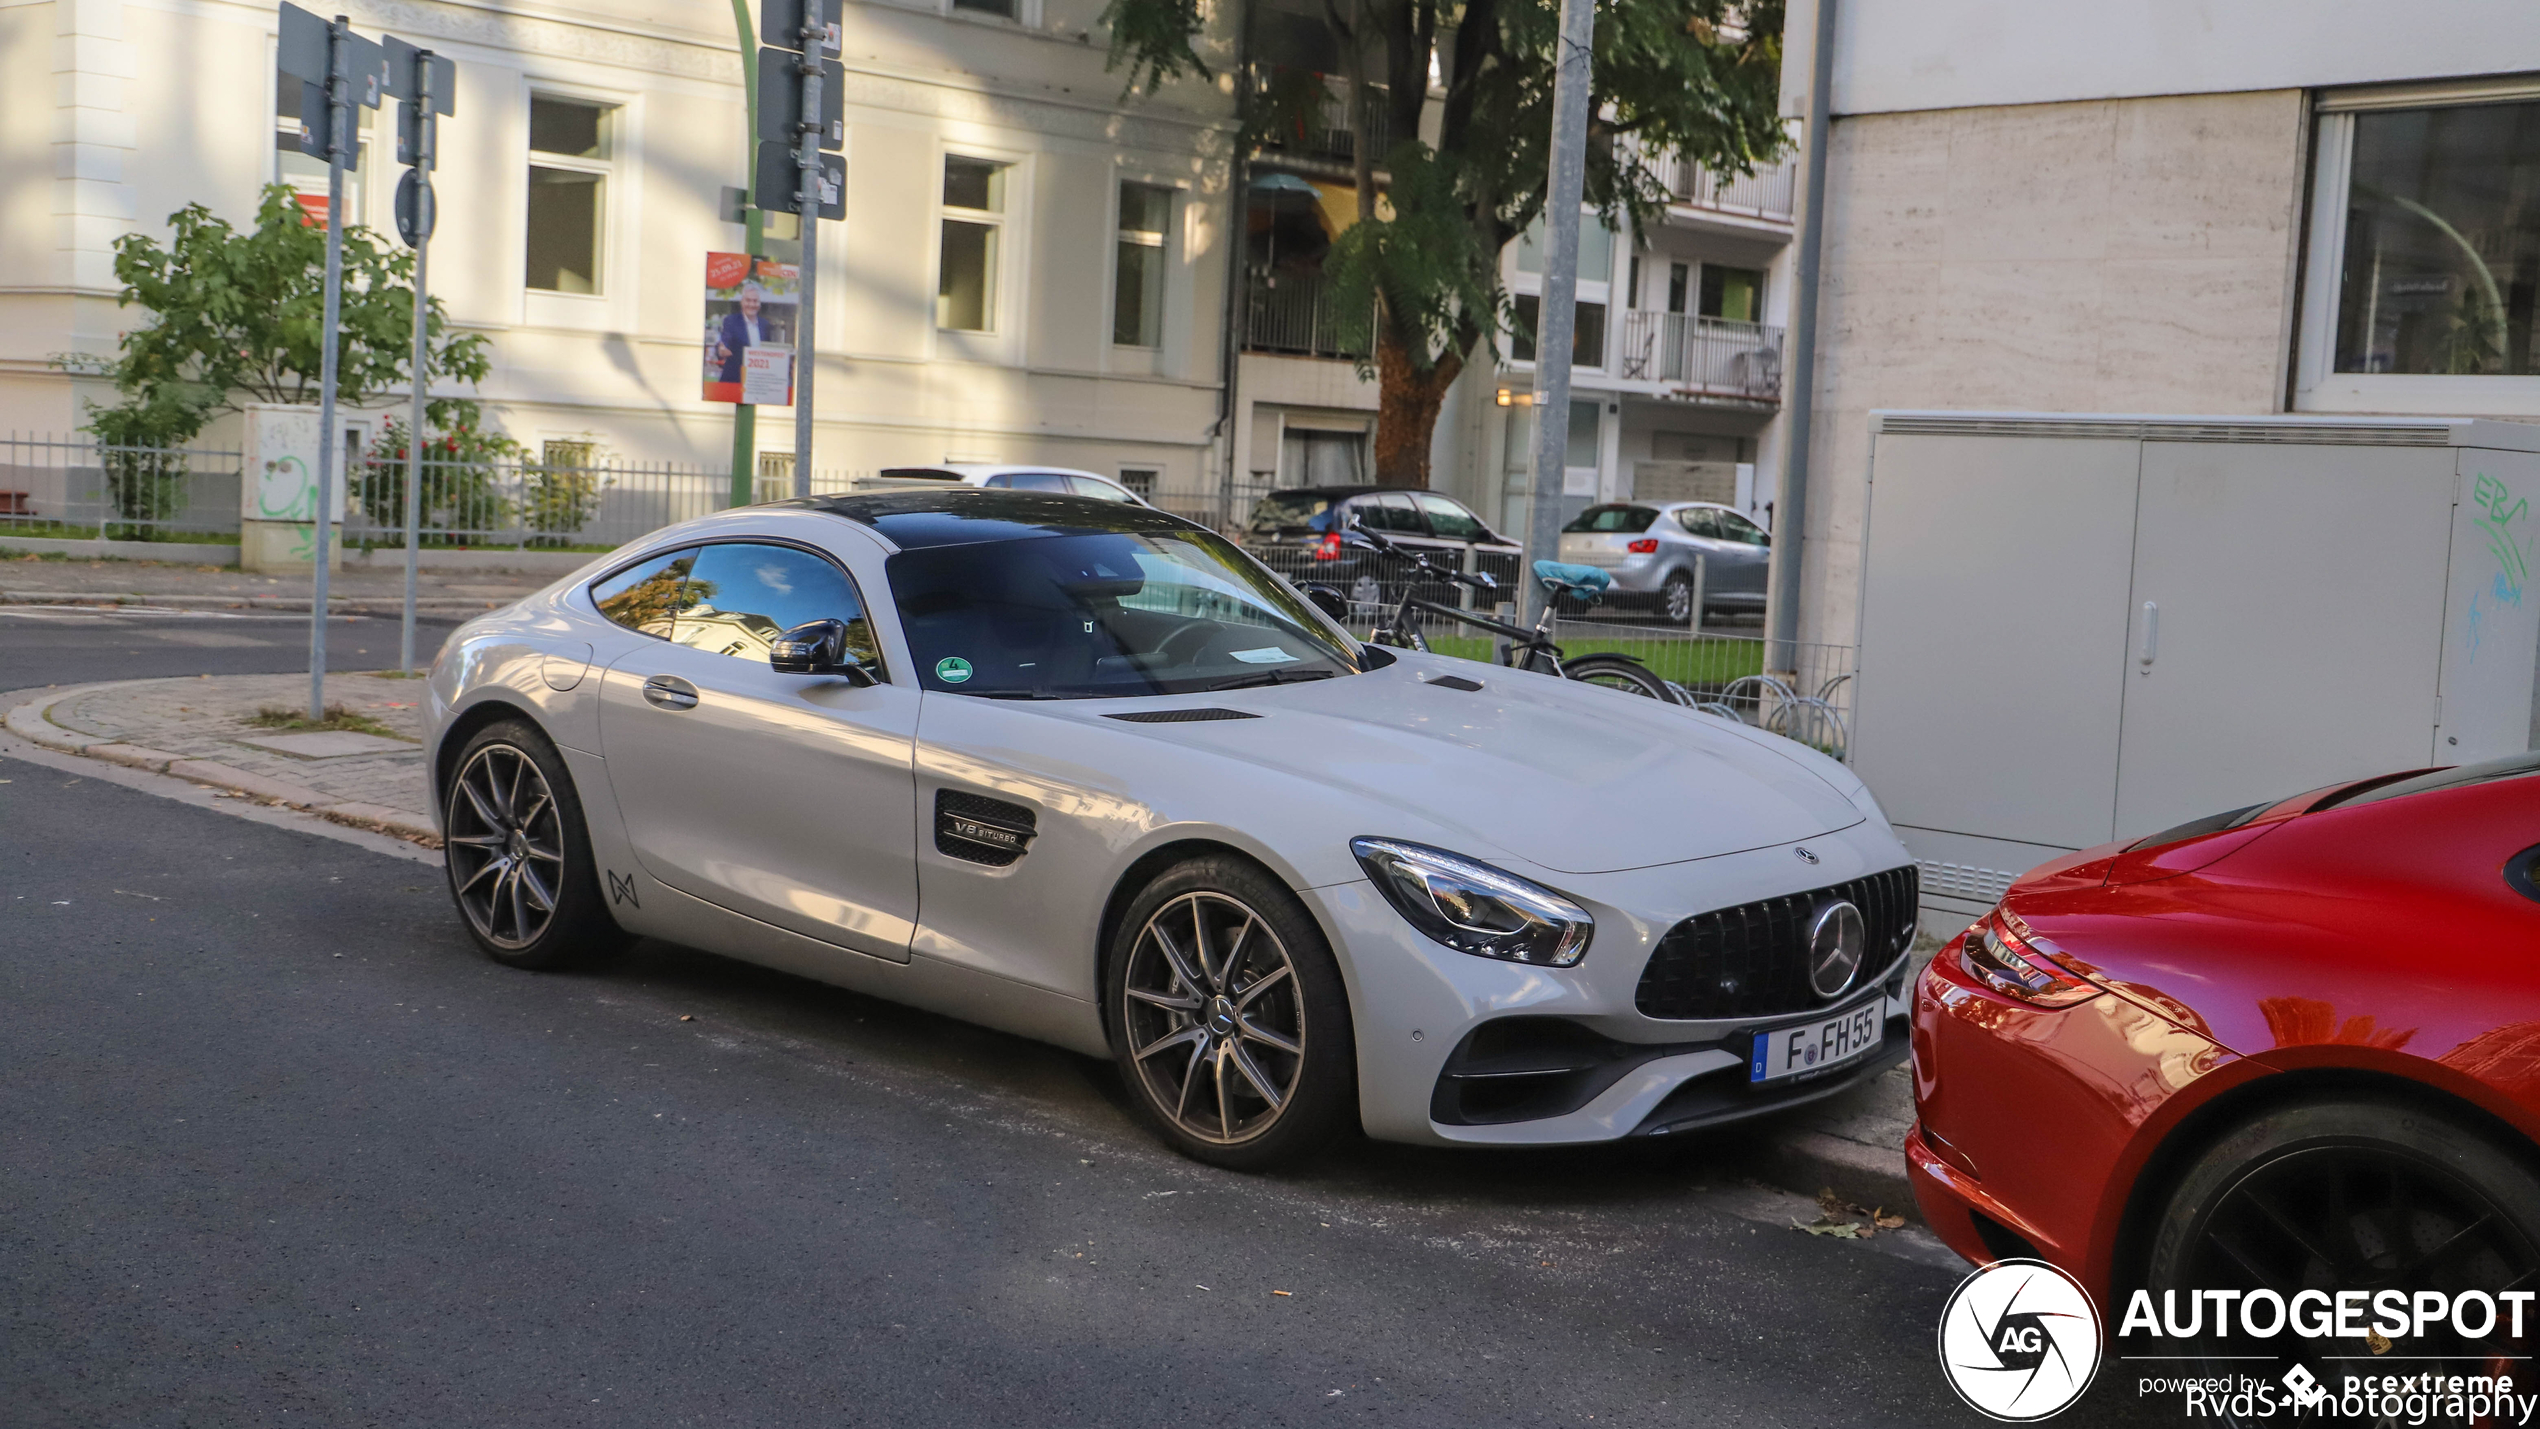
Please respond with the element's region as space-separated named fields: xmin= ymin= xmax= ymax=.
xmin=935 ymin=656 xmax=974 ymax=684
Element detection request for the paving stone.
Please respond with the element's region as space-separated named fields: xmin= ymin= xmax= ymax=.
xmin=234 ymin=731 xmax=417 ymax=759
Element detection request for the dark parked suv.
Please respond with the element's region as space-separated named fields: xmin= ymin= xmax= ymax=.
xmin=1243 ymin=486 xmax=1521 ymax=587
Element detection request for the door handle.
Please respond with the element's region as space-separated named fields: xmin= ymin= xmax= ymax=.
xmin=641 ymin=676 xmax=699 ymax=711
xmin=2137 ymin=602 xmax=2159 ymax=671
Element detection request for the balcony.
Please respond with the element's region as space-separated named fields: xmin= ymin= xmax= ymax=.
xmin=1244 ymin=270 xmax=1367 ymax=360
xmin=1664 ymin=154 xmax=1797 ymax=224
xmin=1249 ymin=67 xmax=1394 ymax=167
xmin=1614 ymin=312 xmax=1784 ymax=404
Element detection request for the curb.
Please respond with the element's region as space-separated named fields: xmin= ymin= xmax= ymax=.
xmin=2 ymin=681 xmax=441 ymax=849
xmin=1754 ymin=1130 xmax=1919 ymax=1223
xmin=1 ymin=589 xmax=504 ymax=615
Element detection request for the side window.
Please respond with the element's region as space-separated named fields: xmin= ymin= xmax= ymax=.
xmin=671 ymin=543 xmax=879 ymax=668
xmin=1006 ymin=472 xmax=1072 ymax=493
xmin=590 ymin=548 xmax=698 ymax=637
xmin=980 ymin=474 xmax=1013 ymax=489
xmin=1356 ymin=492 xmax=1423 ymax=533
xmin=1067 ymin=475 xmax=1134 ymax=502
xmin=1414 ymin=494 xmax=1486 ymax=541
xmin=1718 ymin=511 xmax=1768 ymax=546
xmin=1677 ymin=508 xmax=1722 ymax=539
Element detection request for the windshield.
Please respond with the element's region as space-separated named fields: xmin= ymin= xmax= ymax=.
xmin=888 ymin=527 xmax=1363 ymax=698
xmin=1564 ymin=505 xmax=1658 ymax=534
xmin=1247 ymin=491 xmax=1338 ymax=535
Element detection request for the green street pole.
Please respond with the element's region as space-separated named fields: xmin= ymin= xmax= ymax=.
xmin=728 ymin=0 xmax=760 ymax=510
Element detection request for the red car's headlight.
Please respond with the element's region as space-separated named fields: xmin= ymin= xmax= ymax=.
xmin=1959 ymin=908 xmax=2100 ymax=1008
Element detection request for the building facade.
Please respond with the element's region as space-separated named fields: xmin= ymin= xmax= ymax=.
xmin=1780 ymin=0 xmax=2540 ymax=654
xmin=1 ymin=0 xmax=1243 ymax=509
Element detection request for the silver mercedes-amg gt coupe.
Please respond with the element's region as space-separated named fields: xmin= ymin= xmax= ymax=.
xmin=425 ymin=489 xmax=1915 ymax=1168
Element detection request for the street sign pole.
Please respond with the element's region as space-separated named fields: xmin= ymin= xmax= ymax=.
xmin=790 ymin=0 xmax=823 ymax=500
xmin=308 ymin=15 xmax=352 ymax=721
xmin=398 ymin=54 xmax=436 ymax=676
xmin=728 ymin=0 xmax=760 ymax=511
xmin=1521 ymin=0 xmax=1598 ymax=631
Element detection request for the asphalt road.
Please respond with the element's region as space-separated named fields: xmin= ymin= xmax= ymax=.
xmin=0 ymin=603 xmax=458 ymax=686
xmin=0 ymin=617 xmax=2178 ymax=1427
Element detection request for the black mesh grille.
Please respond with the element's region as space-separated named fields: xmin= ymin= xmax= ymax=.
xmin=935 ymin=790 xmax=1037 ymax=866
xmin=1633 ymin=865 xmax=1919 ymax=1020
xmin=1104 ymin=708 xmax=1262 ymax=723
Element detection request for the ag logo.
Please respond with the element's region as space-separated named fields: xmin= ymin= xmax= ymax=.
xmin=1938 ymin=1258 xmax=2100 ymax=1421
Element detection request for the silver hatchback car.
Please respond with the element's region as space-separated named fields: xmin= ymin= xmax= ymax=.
xmin=1555 ymin=502 xmax=1771 ymax=624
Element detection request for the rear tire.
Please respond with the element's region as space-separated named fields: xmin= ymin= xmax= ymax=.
xmin=1660 ymin=571 xmax=1696 ymax=626
xmin=1104 ymin=855 xmax=1357 ymax=1171
xmin=441 ymin=718 xmax=626 ymax=970
xmin=2146 ymin=1100 xmax=2540 ymax=1404
xmin=1562 ymin=653 xmax=1684 ymax=704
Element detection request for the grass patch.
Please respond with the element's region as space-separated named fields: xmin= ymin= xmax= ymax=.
xmin=1415 ymin=633 xmax=1768 ymax=687
xmin=0 ymin=522 xmax=238 ymax=545
xmin=247 ymin=704 xmax=404 ymax=739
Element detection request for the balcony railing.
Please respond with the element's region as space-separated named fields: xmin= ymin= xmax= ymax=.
xmin=1249 ymin=67 xmax=1393 ymax=164
xmin=1244 ymin=271 xmax=1367 ymax=360
xmin=1665 ymin=154 xmax=1797 ymax=222
xmin=1614 ymin=312 xmax=1785 ymax=402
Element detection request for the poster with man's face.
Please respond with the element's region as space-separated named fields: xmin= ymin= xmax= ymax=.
xmin=702 ymin=253 xmax=799 ymax=405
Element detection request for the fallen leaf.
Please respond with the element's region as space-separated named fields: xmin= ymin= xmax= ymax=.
xmin=1272 ymin=1290 xmax=1292 ymax=1297
xmin=1875 ymin=1212 xmax=1907 ymax=1230
xmin=1793 ymin=1216 xmax=1866 ymax=1239
xmin=679 ymin=1015 xmax=694 ymax=1022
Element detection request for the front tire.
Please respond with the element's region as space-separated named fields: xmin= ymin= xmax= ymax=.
xmin=442 ymin=718 xmax=625 ymax=970
xmin=2146 ymin=1100 xmax=2540 ymax=1399
xmin=1104 ymin=855 xmax=1357 ymax=1170
xmin=1660 ymin=571 xmax=1697 ymax=625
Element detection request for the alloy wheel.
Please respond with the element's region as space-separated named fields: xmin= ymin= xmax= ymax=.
xmin=1120 ymin=891 xmax=1307 ymax=1145
xmin=445 ymin=743 xmax=566 ymax=951
xmin=1664 ymin=577 xmax=1694 ymax=624
xmin=2179 ymin=1143 xmax=2538 ymax=1381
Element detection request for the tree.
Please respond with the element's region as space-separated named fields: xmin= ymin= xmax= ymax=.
xmin=1105 ymin=0 xmax=1785 ymax=486
xmin=89 ymin=184 xmax=491 ymax=448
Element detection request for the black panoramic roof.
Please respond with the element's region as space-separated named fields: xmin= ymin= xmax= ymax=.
xmin=774 ymin=488 xmax=1198 ymax=550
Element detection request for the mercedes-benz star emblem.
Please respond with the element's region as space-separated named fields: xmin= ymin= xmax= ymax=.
xmin=1806 ymin=900 xmax=1866 ymax=1000
xmin=1794 ymin=846 xmax=1820 ymax=865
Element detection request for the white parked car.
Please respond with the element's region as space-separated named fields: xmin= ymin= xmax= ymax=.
xmin=425 ymin=489 xmax=1916 ymax=1168
xmin=863 ymin=463 xmax=1151 ymax=506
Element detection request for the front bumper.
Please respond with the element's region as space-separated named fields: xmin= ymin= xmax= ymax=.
xmin=1304 ymin=823 xmax=1915 ymax=1147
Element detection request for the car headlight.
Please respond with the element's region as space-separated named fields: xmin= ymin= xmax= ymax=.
xmin=1350 ymin=838 xmax=1594 ymax=967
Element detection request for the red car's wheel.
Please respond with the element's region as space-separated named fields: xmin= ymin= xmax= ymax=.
xmin=2146 ymin=1100 xmax=2540 ymax=1393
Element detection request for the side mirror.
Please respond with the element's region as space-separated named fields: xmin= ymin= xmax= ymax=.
xmin=771 ymin=618 xmax=878 ymax=686
xmin=1299 ymin=582 xmax=1351 ymax=623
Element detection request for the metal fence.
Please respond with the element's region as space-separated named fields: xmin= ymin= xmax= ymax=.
xmin=1250 ymin=68 xmax=1394 ymax=163
xmin=340 ymin=454 xmax=866 ymax=553
xmin=1614 ymin=312 xmax=1785 ymax=401
xmin=0 ymin=433 xmax=245 ymax=543
xmin=1244 ymin=541 xmax=1855 ymax=758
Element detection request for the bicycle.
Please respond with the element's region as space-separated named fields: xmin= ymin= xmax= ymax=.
xmin=1306 ymin=527 xmax=1684 ymax=705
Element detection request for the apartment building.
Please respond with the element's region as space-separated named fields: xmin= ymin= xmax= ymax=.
xmin=1779 ymin=0 xmax=2540 ymax=653
xmin=1228 ymin=4 xmax=1794 ymax=537
xmin=1 ymin=0 xmax=1242 ymax=506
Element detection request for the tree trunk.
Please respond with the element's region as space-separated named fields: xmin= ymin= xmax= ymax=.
xmin=1372 ymin=324 xmax=1463 ymax=487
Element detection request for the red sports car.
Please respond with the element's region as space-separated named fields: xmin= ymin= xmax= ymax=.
xmin=1909 ymin=751 xmax=2540 ymax=1378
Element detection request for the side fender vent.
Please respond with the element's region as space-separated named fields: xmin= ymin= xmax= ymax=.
xmin=936 ymin=789 xmax=1037 ymax=866
xmin=1105 ymin=708 xmax=1262 ymax=723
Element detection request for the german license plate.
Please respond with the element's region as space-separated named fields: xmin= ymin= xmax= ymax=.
xmin=1749 ymin=997 xmax=1885 ymax=1083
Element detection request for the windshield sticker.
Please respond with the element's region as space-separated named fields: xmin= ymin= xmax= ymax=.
xmin=935 ymin=656 xmax=974 ymax=683
xmin=1229 ymin=647 xmax=1299 ymax=665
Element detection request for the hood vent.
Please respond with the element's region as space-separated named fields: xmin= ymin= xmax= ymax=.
xmin=1425 ymin=675 xmax=1485 ymax=692
xmin=1105 ymin=708 xmax=1261 ymax=723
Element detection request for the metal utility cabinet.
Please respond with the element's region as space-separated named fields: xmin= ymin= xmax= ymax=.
xmin=1850 ymin=412 xmax=2540 ymax=932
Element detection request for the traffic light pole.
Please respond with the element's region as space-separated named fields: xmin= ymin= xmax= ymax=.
xmin=790 ymin=0 xmax=823 ymax=500
xmin=308 ymin=15 xmax=352 ymax=720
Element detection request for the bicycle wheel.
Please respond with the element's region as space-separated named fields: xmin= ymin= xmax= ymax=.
xmin=1561 ymin=654 xmax=1684 ymax=704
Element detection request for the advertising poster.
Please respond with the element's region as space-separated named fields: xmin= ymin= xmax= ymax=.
xmin=702 ymin=252 xmax=798 ymax=405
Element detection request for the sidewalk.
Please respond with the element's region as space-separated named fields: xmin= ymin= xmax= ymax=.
xmin=5 ymin=672 xmax=437 ymax=842
xmin=2 ymin=550 xmax=557 ymax=613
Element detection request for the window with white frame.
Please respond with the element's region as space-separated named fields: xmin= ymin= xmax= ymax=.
xmin=526 ymin=95 xmax=615 ymax=295
xmin=1114 ymin=182 xmax=1173 ymax=348
xmin=1510 ymin=211 xmax=1614 ymax=369
xmin=939 ymin=156 xmax=1007 ymax=332
xmin=2299 ymin=85 xmax=2540 ymax=410
xmin=1118 ymin=466 xmax=1159 ymax=499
